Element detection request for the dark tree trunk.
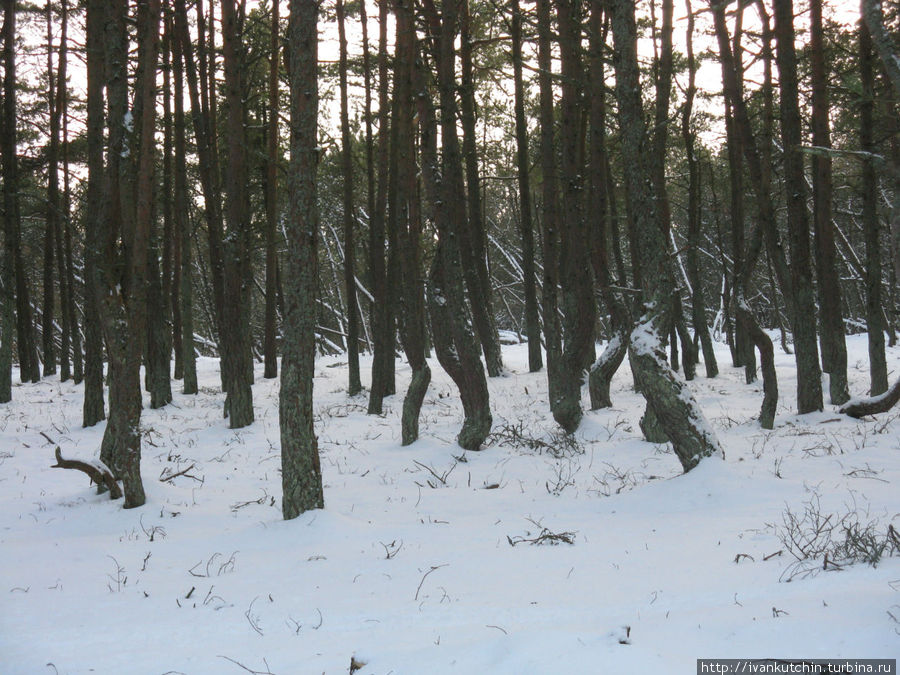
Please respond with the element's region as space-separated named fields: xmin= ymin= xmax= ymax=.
xmin=43 ymin=1 xmax=58 ymax=378
xmin=146 ymin=227 xmax=172 ymax=408
xmin=82 ymin=0 xmax=105 ymax=426
xmin=0 ymin=0 xmax=14 ymax=400
xmin=536 ymin=0 xmax=563 ymax=422
xmin=172 ymin=20 xmax=197 ymax=396
xmin=420 ymin=0 xmax=492 ymax=450
xmin=554 ymin=0 xmax=596 ymax=432
xmin=510 ymin=0 xmax=542 ymax=373
xmin=219 ymin=0 xmax=254 ymax=428
xmin=773 ymin=0 xmax=823 ymax=414
xmin=809 ymin=0 xmax=848 ymax=405
xmin=858 ymin=24 xmax=888 ymax=396
xmin=263 ymin=0 xmax=279 ymax=380
xmin=337 ymin=0 xmax=361 ymax=395
xmin=367 ymin=0 xmax=394 ymax=415
xmin=460 ymin=0 xmax=503 ymax=377
xmin=2 ymin=0 xmax=38 ymax=385
xmin=282 ymin=0 xmax=324 ymax=519
xmin=681 ymin=0 xmax=717 ymax=379
xmin=96 ymin=0 xmax=161 ymax=508
xmin=163 ymin=10 xmax=182 ymax=382
xmin=55 ymin=0 xmax=72 ymax=383
xmin=394 ymin=0 xmax=430 ymax=445
xmin=609 ymin=0 xmax=721 ymax=470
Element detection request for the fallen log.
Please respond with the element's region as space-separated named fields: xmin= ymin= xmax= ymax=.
xmin=51 ymin=447 xmax=123 ymax=500
xmin=839 ymin=378 xmax=900 ymax=419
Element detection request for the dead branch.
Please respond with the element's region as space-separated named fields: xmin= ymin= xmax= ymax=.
xmin=51 ymin=447 xmax=122 ymax=500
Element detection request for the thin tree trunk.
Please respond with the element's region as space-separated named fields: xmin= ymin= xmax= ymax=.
xmin=810 ymin=0 xmax=848 ymax=405
xmin=460 ymin=0 xmax=503 ymax=377
xmin=510 ymin=0 xmax=542 ymax=373
xmin=859 ymin=23 xmax=888 ymax=396
xmin=282 ymin=0 xmax=324 ymax=519
xmin=0 ymin=0 xmax=15 ymax=400
xmin=337 ymin=0 xmax=361 ymax=395
xmin=163 ymin=10 xmax=182 ymax=381
xmin=263 ymin=0 xmax=280 ymax=380
xmin=43 ymin=1 xmax=58 ymax=377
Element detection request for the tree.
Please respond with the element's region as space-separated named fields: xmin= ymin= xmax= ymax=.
xmin=608 ymin=0 xmax=721 ymax=470
xmin=510 ymin=0 xmax=542 ymax=374
xmin=263 ymin=0 xmax=280 ymax=380
xmin=282 ymin=0 xmax=324 ymax=520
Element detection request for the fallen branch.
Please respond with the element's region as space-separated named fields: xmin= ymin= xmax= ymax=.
xmin=839 ymin=378 xmax=900 ymax=418
xmin=51 ymin=447 xmax=122 ymax=500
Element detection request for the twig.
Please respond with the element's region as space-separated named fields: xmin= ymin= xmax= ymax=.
xmin=415 ymin=564 xmax=448 ymax=601
xmin=217 ymin=655 xmax=276 ymax=675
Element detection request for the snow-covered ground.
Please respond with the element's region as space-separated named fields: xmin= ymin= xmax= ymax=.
xmin=1 ymin=335 xmax=898 ymax=674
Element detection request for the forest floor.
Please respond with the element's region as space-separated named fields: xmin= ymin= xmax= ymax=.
xmin=1 ymin=334 xmax=898 ymax=674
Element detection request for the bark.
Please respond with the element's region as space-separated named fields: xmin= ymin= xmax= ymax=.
xmin=510 ymin=0 xmax=542 ymax=373
xmin=263 ymin=0 xmax=279 ymax=380
xmin=860 ymin=0 xmax=900 ymax=96
xmin=536 ymin=0 xmax=563 ymax=423
xmin=43 ymin=1 xmax=58 ymax=377
xmin=337 ymin=0 xmax=361 ymax=395
xmin=82 ymin=0 xmax=105 ymax=426
xmin=859 ymin=24 xmax=888 ymax=396
xmin=282 ymin=0 xmax=324 ymax=519
xmin=163 ymin=11 xmax=181 ymax=381
xmin=146 ymin=229 xmax=172 ymax=408
xmin=681 ymin=0 xmax=717 ymax=379
xmin=420 ymin=0 xmax=492 ymax=450
xmin=810 ymin=0 xmax=848 ymax=405
xmin=62 ymin=8 xmax=81 ymax=387
xmin=553 ymin=0 xmax=597 ymax=432
xmin=367 ymin=0 xmax=394 ymax=415
xmin=609 ymin=0 xmax=721 ymax=470
xmin=773 ymin=0 xmax=823 ymax=414
xmin=394 ymin=0 xmax=430 ymax=445
xmin=219 ymin=0 xmax=254 ymax=428
xmin=0 ymin=0 xmax=13 ymax=400
xmin=96 ymin=0 xmax=161 ymax=508
xmin=839 ymin=378 xmax=900 ymax=418
xmin=2 ymin=0 xmax=38 ymax=385
xmin=52 ymin=447 xmax=122 ymax=500
xmin=54 ymin=0 xmax=72 ymax=382
xmin=460 ymin=0 xmax=503 ymax=377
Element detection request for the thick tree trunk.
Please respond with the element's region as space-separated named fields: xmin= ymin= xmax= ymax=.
xmin=510 ymin=0 xmax=542 ymax=373
xmin=219 ymin=0 xmax=254 ymax=428
xmin=282 ymin=0 xmax=324 ymax=519
xmin=609 ymin=0 xmax=721 ymax=471
xmin=773 ymin=0 xmax=823 ymax=414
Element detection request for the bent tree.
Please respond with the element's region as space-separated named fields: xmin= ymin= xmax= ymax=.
xmin=608 ymin=0 xmax=721 ymax=471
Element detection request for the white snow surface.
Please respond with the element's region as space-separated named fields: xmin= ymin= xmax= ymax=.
xmin=1 ymin=335 xmax=899 ymax=674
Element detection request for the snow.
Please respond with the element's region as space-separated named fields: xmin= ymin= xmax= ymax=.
xmin=1 ymin=335 xmax=899 ymax=674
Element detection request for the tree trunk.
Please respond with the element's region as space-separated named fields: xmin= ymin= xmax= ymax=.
xmin=460 ymin=0 xmax=503 ymax=377
xmin=609 ymin=0 xmax=721 ymax=470
xmin=172 ymin=18 xmax=197 ymax=396
xmin=510 ymin=0 xmax=542 ymax=373
xmin=282 ymin=0 xmax=324 ymax=519
xmin=681 ymin=0 xmax=717 ymax=379
xmin=809 ymin=0 xmax=848 ymax=405
xmin=263 ymin=0 xmax=279 ymax=380
xmin=394 ymin=0 xmax=430 ymax=445
xmin=82 ymin=0 xmax=105 ymax=426
xmin=337 ymin=0 xmax=361 ymax=396
xmin=773 ymin=0 xmax=823 ymax=414
xmin=219 ymin=0 xmax=254 ymax=428
xmin=43 ymin=1 xmax=58 ymax=378
xmin=858 ymin=24 xmax=888 ymax=396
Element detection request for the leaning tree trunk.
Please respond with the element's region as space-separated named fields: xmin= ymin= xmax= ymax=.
xmin=609 ymin=0 xmax=721 ymax=471
xmin=282 ymin=0 xmax=324 ymax=519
